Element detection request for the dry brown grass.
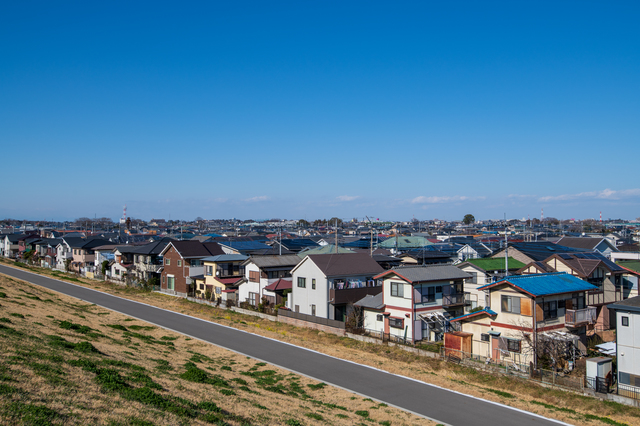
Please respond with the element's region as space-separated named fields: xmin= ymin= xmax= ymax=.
xmin=0 ymin=272 xmax=432 ymax=425
xmin=2 ymin=259 xmax=639 ymax=425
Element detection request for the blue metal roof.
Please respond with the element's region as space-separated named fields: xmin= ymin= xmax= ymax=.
xmin=478 ymin=272 xmax=597 ymax=296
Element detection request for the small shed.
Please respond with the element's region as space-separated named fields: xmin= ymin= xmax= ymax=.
xmin=444 ymin=331 xmax=473 ymax=358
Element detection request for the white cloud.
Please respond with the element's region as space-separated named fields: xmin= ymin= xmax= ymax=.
xmin=337 ymin=195 xmax=360 ymax=202
xmin=411 ymin=195 xmax=484 ymax=204
xmin=507 ymin=194 xmax=536 ymax=199
xmin=245 ymin=196 xmax=269 ymax=202
xmin=538 ymin=188 xmax=640 ymax=203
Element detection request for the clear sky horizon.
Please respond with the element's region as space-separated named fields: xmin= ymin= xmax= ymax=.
xmin=2 ymin=1 xmax=639 ymax=223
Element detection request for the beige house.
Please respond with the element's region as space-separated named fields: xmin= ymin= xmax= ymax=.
xmin=450 ymin=272 xmax=598 ymax=367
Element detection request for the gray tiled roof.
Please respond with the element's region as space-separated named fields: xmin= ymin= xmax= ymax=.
xmin=379 ymin=265 xmax=471 ymax=283
xmin=245 ymin=255 xmax=301 ymax=268
xmin=307 ymin=253 xmax=384 ymax=277
xmin=354 ymin=293 xmax=384 ymax=309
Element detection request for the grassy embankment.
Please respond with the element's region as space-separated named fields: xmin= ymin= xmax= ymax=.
xmin=0 ymin=272 xmax=433 ymax=425
xmin=1 ymin=258 xmax=639 ymax=425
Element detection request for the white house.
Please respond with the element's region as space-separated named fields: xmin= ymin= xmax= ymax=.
xmin=238 ymin=255 xmax=300 ymax=307
xmin=609 ymin=296 xmax=640 ymax=398
xmin=290 ymin=253 xmax=384 ymax=320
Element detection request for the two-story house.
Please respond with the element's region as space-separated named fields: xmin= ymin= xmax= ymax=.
xmin=457 ymin=257 xmax=525 ymax=311
xmin=130 ymin=239 xmax=173 ymax=283
xmin=159 ymin=241 xmax=225 ymax=297
xmin=450 ymin=272 xmax=598 ymax=367
xmin=290 ymin=253 xmax=384 ymax=320
xmin=518 ymin=252 xmax=633 ymax=331
xmin=238 ymin=254 xmax=300 ymax=307
xmin=198 ymin=254 xmax=248 ymax=302
xmin=374 ymin=265 xmax=471 ymax=343
xmin=608 ymin=295 xmax=640 ymax=399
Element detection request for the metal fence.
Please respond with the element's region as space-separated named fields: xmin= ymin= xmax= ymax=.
xmin=440 ymin=348 xmax=586 ymax=391
xmin=617 ymin=383 xmax=640 ymax=400
xmin=277 ymin=309 xmax=345 ymax=329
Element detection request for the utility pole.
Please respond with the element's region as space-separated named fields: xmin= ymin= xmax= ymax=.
xmin=505 ymin=213 xmax=509 ymax=277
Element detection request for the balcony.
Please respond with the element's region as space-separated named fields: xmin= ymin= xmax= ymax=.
xmin=565 ymin=307 xmax=597 ymax=327
xmin=443 ymin=293 xmax=466 ymax=307
xmin=330 ymin=286 xmax=382 ymax=305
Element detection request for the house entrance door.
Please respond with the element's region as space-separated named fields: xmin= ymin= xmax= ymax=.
xmin=491 ymin=337 xmax=501 ymax=361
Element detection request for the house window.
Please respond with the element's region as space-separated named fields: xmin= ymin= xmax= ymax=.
xmin=165 ymin=258 xmax=170 ymax=266
xmin=177 ymin=260 xmax=182 ymax=267
xmin=205 ymin=266 xmax=213 ymax=276
xmin=507 ymin=339 xmax=521 ymax=353
xmin=312 ymin=279 xmax=316 ymax=290
xmin=389 ymin=318 xmax=404 ymax=329
xmin=199 ymin=283 xmax=204 ymax=290
xmin=162 ymin=275 xmax=165 ymax=284
xmin=543 ymin=301 xmax=558 ymax=320
xmin=421 ymin=286 xmax=436 ymax=303
xmin=298 ymin=277 xmax=306 ymax=288
xmin=215 ymin=287 xmax=221 ymax=295
xmin=390 ymin=282 xmax=404 ymax=297
xmin=468 ymin=272 xmax=477 ymax=284
xmin=311 ymin=305 xmax=316 ymax=316
xmin=501 ymin=295 xmax=521 ymax=314
xmin=248 ymin=292 xmax=258 ymax=306
xmin=376 ymin=314 xmax=383 ymax=322
xmin=558 ymin=300 xmax=566 ymax=309
xmin=167 ymin=276 xmax=175 ymax=290
xmin=622 ymin=316 xmax=629 ymax=327
xmin=481 ymin=333 xmax=490 ymax=342
xmin=249 ymin=270 xmax=259 ymax=282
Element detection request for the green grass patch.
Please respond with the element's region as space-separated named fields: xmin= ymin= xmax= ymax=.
xmin=10 ymin=313 xmax=24 ymax=319
xmin=0 ymin=317 xmax=12 ymax=323
xmin=306 ymin=412 xmax=323 ymax=420
xmin=355 ymin=410 xmax=369 ymax=418
xmin=3 ymin=401 xmax=65 ymax=424
xmin=307 ymin=382 xmax=326 ymax=390
xmin=59 ymin=319 xmax=93 ymax=334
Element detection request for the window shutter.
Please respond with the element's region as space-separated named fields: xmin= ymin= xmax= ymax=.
xmin=535 ymin=302 xmax=544 ymax=321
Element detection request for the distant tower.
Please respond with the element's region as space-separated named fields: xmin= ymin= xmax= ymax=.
xmin=120 ymin=204 xmax=127 ymax=225
xmin=600 ymin=211 xmax=602 ymax=223
xmin=541 ymin=208 xmax=544 ymax=222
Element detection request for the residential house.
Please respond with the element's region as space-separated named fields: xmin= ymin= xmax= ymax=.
xmin=517 ymin=252 xmax=634 ymax=330
xmin=67 ymin=237 xmax=112 ymax=274
xmin=159 ymin=241 xmax=225 ymax=297
xmin=457 ymin=257 xmax=525 ymax=311
xmin=130 ymin=239 xmax=173 ymax=282
xmin=198 ymin=254 xmax=248 ymax=302
xmin=1 ymin=234 xmax=22 ymax=258
xmin=457 ymin=242 xmax=493 ymax=262
xmin=556 ymin=236 xmax=618 ymax=258
xmin=608 ymin=296 xmax=640 ymax=398
xmin=290 ymin=253 xmax=384 ymax=320
xmin=450 ymin=273 xmax=598 ymax=366
xmin=373 ymin=265 xmax=471 ymax=343
xmin=238 ymin=254 xmax=301 ymax=307
xmin=491 ymin=242 xmax=587 ymax=265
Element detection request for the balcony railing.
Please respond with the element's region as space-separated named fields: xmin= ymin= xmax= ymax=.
xmin=565 ymin=307 xmax=597 ymax=327
xmin=442 ymin=293 xmax=466 ymax=307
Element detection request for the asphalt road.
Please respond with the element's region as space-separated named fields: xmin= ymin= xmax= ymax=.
xmin=0 ymin=264 xmax=566 ymax=426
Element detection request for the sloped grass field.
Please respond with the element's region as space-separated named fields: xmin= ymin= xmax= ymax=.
xmin=0 ymin=274 xmax=430 ymax=425
xmin=2 ymin=260 xmax=640 ymax=425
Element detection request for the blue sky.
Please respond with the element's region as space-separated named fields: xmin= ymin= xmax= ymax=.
xmin=2 ymin=1 xmax=639 ymax=222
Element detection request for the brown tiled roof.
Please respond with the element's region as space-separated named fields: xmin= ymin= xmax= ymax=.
xmin=306 ymin=253 xmax=384 ymax=277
